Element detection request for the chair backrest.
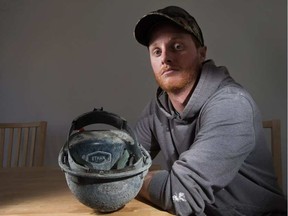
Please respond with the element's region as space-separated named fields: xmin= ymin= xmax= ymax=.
xmin=262 ymin=119 xmax=282 ymax=188
xmin=0 ymin=121 xmax=47 ymax=168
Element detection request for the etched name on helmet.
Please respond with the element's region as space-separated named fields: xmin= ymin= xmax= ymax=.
xmin=86 ymin=151 xmax=112 ymax=164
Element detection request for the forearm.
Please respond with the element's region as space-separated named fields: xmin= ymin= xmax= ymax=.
xmin=138 ymin=170 xmax=159 ymax=202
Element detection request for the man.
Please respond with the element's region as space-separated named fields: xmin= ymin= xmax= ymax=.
xmin=133 ymin=5 xmax=286 ymax=216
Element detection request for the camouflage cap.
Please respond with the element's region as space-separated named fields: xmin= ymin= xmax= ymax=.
xmin=134 ymin=6 xmax=204 ymax=47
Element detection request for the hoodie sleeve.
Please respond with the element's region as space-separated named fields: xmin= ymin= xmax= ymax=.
xmin=134 ymin=100 xmax=161 ymax=159
xmin=147 ymin=91 xmax=257 ymax=215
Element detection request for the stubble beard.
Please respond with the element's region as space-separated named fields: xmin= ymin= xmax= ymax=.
xmin=155 ymin=66 xmax=200 ymax=94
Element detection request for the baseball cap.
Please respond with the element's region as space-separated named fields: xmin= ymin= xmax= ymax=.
xmin=134 ymin=6 xmax=204 ymax=47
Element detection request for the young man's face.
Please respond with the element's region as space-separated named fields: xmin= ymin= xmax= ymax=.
xmin=148 ymin=23 xmax=206 ymax=94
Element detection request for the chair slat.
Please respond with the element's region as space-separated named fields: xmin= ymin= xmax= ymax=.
xmin=0 ymin=128 xmax=5 ymax=167
xmin=22 ymin=128 xmax=29 ymax=166
xmin=263 ymin=119 xmax=282 ymax=189
xmin=36 ymin=122 xmax=47 ymax=166
xmin=15 ymin=128 xmax=22 ymax=167
xmin=29 ymin=127 xmax=37 ymax=166
xmin=7 ymin=129 xmax=14 ymax=167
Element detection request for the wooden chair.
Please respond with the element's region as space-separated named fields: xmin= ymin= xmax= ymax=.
xmin=0 ymin=121 xmax=47 ymax=168
xmin=262 ymin=119 xmax=282 ymax=188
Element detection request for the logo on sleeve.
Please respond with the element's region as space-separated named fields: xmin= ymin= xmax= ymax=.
xmin=172 ymin=192 xmax=187 ymax=202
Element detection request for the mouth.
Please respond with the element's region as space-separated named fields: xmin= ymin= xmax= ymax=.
xmin=161 ymin=67 xmax=179 ymax=75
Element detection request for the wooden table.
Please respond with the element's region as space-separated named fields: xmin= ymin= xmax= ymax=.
xmin=0 ymin=167 xmax=172 ymax=216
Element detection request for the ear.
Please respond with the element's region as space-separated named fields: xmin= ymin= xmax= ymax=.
xmin=198 ymin=46 xmax=207 ymax=62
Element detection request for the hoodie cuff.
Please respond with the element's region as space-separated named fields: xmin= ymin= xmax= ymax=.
xmin=148 ymin=170 xmax=170 ymax=208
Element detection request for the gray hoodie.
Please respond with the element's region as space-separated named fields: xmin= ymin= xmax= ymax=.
xmin=134 ymin=60 xmax=286 ymax=216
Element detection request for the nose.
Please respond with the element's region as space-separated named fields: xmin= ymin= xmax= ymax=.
xmin=161 ymin=49 xmax=172 ymax=65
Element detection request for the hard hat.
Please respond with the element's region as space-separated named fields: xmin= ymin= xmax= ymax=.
xmin=58 ymin=108 xmax=152 ymax=212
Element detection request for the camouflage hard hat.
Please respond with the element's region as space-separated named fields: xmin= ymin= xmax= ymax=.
xmin=134 ymin=6 xmax=204 ymax=47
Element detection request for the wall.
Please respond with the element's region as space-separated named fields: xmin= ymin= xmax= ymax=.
xmin=0 ymin=0 xmax=286 ymax=191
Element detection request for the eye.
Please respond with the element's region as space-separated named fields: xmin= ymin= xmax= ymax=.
xmin=152 ymin=48 xmax=161 ymax=57
xmin=174 ymin=43 xmax=184 ymax=51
